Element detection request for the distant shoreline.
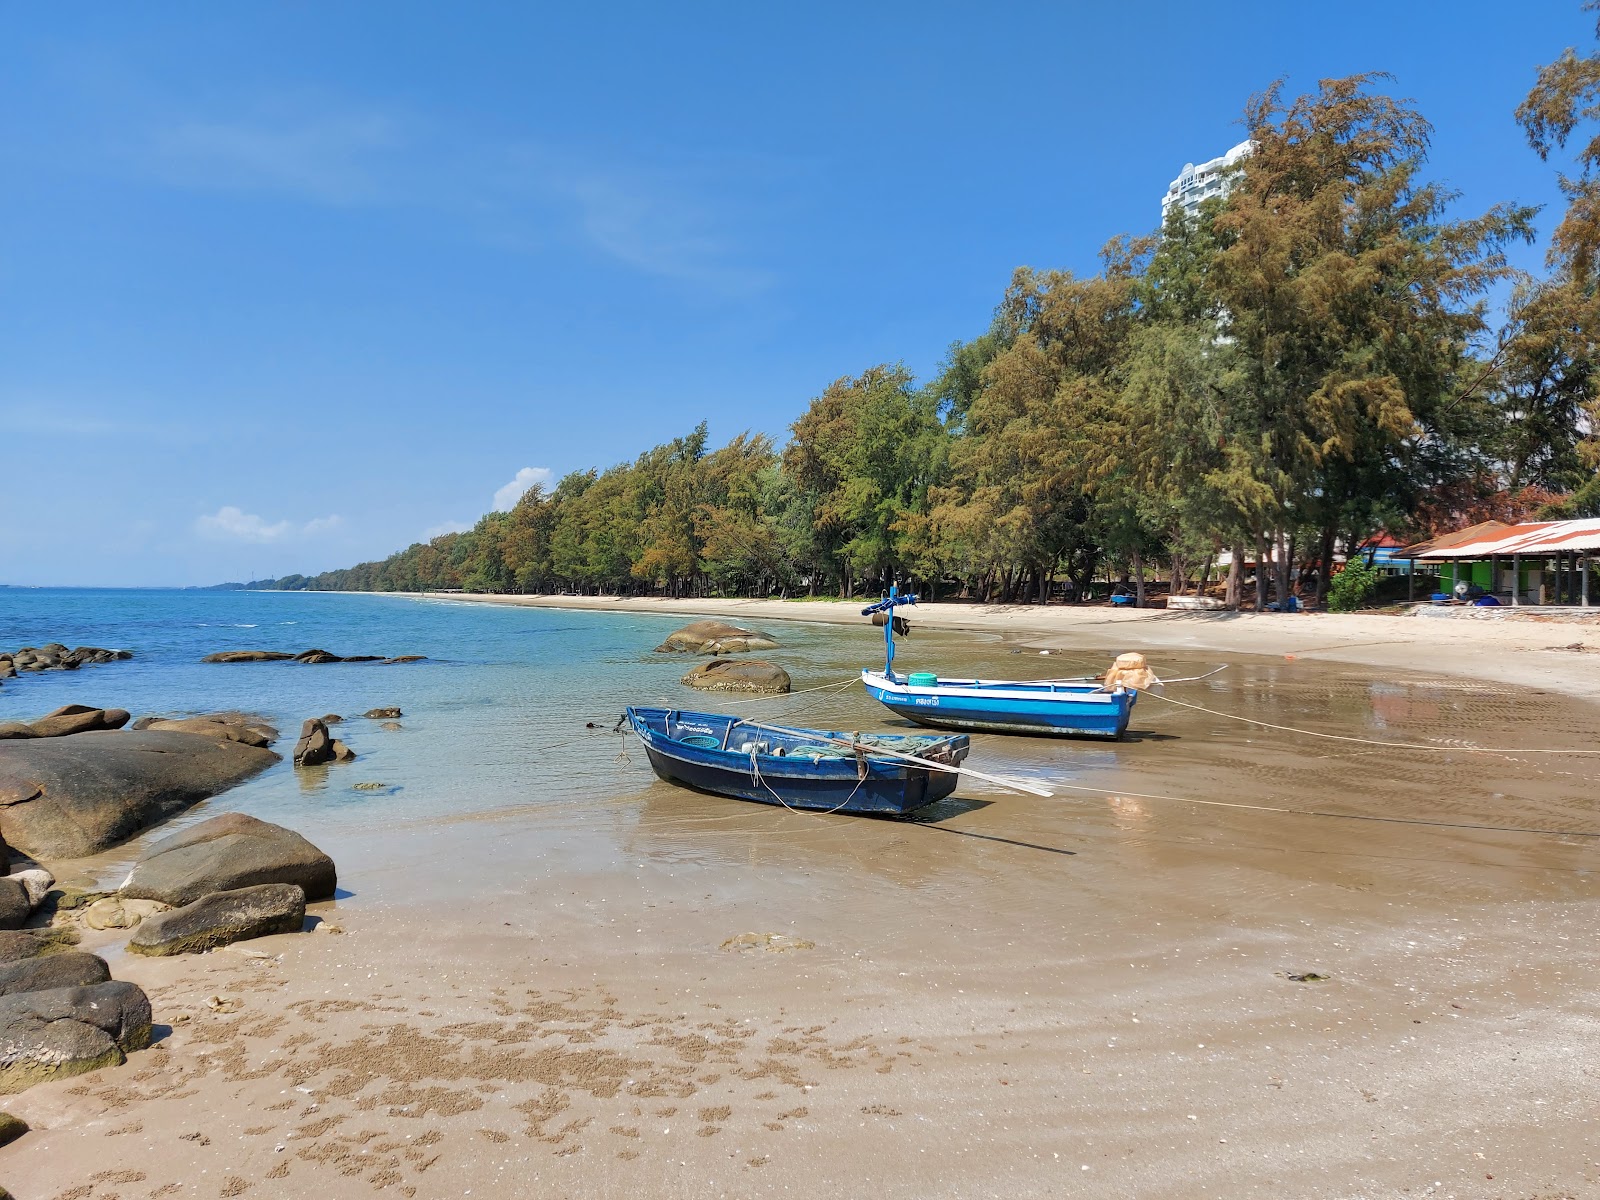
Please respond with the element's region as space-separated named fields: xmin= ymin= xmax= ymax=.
xmin=381 ymin=590 xmax=1600 ymax=700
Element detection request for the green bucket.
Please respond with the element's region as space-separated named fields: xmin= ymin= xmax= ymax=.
xmin=907 ymin=672 xmax=938 ymax=687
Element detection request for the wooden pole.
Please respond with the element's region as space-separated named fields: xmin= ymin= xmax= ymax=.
xmin=1512 ymin=554 xmax=1521 ymax=605
xmin=1585 ymin=556 xmax=1591 ymax=606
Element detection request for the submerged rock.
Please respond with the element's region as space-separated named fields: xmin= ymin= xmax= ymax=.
xmin=655 ymin=620 xmax=779 ymax=655
xmin=681 ymin=659 xmax=792 ymax=693
xmin=0 ymin=981 xmax=152 ymax=1095
xmin=131 ymin=713 xmax=276 ymax=749
xmin=379 ymin=721 xmax=402 ymax=731
xmin=0 ymin=952 xmax=110 ymax=997
xmin=0 ymin=730 xmax=279 ymax=859
xmin=362 ymin=707 xmax=402 ymax=719
xmin=201 ymin=650 xmax=295 ymax=663
xmin=120 ymin=812 xmax=336 ymax=906
xmin=129 ymin=883 xmax=306 ymax=956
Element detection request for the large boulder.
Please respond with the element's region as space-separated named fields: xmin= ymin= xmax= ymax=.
xmin=362 ymin=707 xmax=402 ymax=719
xmin=129 ymin=883 xmax=306 ymax=956
xmin=0 ymin=952 xmax=110 ymax=997
xmin=294 ymin=718 xmax=334 ymax=766
xmin=120 ymin=813 xmax=336 ymax=906
xmin=0 ymin=730 xmax=280 ymax=859
xmin=655 ymin=620 xmax=779 ymax=655
xmin=0 ymin=726 xmax=32 ymax=742
xmin=0 ymin=981 xmax=152 ymax=1095
xmin=201 ymin=650 xmax=294 ymax=663
xmin=25 ymin=705 xmax=131 ymax=738
xmin=680 ymin=659 xmax=792 ymax=693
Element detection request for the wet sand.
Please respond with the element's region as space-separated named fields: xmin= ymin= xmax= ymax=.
xmin=6 ymin=623 xmax=1600 ymax=1199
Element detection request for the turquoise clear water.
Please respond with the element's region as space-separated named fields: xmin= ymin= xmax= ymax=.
xmin=0 ymin=589 xmax=1013 ymax=876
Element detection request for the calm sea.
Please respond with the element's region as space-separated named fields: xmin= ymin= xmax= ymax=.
xmin=0 ymin=589 xmax=1022 ymax=870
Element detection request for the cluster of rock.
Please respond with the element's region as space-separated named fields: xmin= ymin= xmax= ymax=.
xmin=0 ymin=812 xmax=336 ymax=1100
xmin=657 ymin=621 xmax=791 ymax=693
xmin=0 ymin=711 xmax=280 ymax=858
xmin=655 ymin=620 xmax=779 ymax=655
xmin=290 ymin=707 xmax=398 ymax=766
xmin=202 ymin=648 xmax=426 ymax=664
xmin=0 ymin=842 xmax=154 ymax=1098
xmin=0 ymin=645 xmax=130 ymax=690
xmin=294 ymin=717 xmax=355 ymax=765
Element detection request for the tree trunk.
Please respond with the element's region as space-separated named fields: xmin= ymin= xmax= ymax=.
xmin=1275 ymin=528 xmax=1293 ymax=608
xmin=1313 ymin=523 xmax=1336 ymax=608
xmin=1132 ymin=548 xmax=1147 ymax=608
xmin=1254 ymin=530 xmax=1268 ymax=612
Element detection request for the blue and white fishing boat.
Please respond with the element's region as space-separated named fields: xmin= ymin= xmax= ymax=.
xmin=625 ymin=705 xmax=972 ymax=816
xmin=859 ymin=589 xmax=1138 ymax=739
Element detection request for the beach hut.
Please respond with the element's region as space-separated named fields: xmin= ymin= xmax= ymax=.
xmin=1402 ymin=518 xmax=1600 ymax=606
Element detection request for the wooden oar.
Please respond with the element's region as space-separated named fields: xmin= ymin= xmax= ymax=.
xmin=737 ymin=720 xmax=1055 ymax=798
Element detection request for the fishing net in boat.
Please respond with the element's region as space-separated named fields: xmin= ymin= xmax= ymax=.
xmin=1102 ymin=652 xmax=1161 ymax=692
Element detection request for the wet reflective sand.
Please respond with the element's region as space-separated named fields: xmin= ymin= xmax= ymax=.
xmin=9 ymin=620 xmax=1600 ymax=1199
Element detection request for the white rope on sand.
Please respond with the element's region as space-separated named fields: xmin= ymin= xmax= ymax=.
xmin=1143 ymin=689 xmax=1600 ymax=756
xmin=1046 ymin=776 xmax=1600 ymax=839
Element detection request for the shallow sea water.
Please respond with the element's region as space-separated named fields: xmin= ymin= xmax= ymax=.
xmin=2 ymin=587 xmax=1596 ymax=907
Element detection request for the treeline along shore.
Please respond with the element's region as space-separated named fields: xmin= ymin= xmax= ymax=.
xmin=240 ymin=69 xmax=1600 ymax=610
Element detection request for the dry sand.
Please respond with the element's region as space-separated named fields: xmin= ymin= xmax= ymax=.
xmin=5 ymin=598 xmax=1600 ymax=1200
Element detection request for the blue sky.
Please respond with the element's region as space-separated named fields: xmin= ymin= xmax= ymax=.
xmin=0 ymin=2 xmax=1589 ymax=586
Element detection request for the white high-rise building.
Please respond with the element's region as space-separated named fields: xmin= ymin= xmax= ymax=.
xmin=1161 ymin=139 xmax=1251 ymax=221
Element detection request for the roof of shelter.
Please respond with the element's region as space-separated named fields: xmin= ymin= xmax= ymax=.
xmin=1409 ymin=519 xmax=1600 ymax=559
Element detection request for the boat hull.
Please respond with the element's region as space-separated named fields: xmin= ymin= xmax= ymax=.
xmin=627 ymin=707 xmax=969 ymax=816
xmin=862 ymin=671 xmax=1134 ymax=739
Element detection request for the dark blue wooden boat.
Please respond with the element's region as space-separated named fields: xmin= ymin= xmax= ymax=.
xmin=860 ymin=588 xmax=1137 ymax=739
xmin=625 ymin=706 xmax=970 ymax=816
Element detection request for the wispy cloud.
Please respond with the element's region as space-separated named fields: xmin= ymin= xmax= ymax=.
xmin=421 ymin=520 xmax=473 ymax=540
xmin=492 ymin=466 xmax=552 ymax=512
xmin=149 ymin=109 xmax=400 ymax=204
xmin=131 ymin=96 xmax=780 ymax=295
xmin=195 ymin=506 xmax=342 ymax=543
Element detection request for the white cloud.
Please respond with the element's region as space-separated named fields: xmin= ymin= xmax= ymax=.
xmin=194 ymin=507 xmax=341 ymax=543
xmin=492 ymin=466 xmax=552 ymax=512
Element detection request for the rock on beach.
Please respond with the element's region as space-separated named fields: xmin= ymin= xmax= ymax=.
xmin=120 ymin=812 xmax=337 ymax=906
xmin=0 ymin=981 xmax=152 ymax=1095
xmin=129 ymin=883 xmax=306 ymax=956
xmin=0 ymin=728 xmax=279 ymax=859
xmin=655 ymin=620 xmax=779 ymax=655
xmin=0 ymin=952 xmax=110 ymax=997
xmin=680 ymin=659 xmax=792 ymax=693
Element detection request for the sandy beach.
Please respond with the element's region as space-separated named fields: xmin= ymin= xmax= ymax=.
xmin=5 ymin=595 xmax=1599 ymax=1199
xmin=428 ymin=591 xmax=1600 ymax=698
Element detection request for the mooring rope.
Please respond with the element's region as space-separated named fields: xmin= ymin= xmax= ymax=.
xmin=1142 ymin=689 xmax=1600 ymax=756
xmin=1047 ymin=776 xmax=1600 ymax=839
